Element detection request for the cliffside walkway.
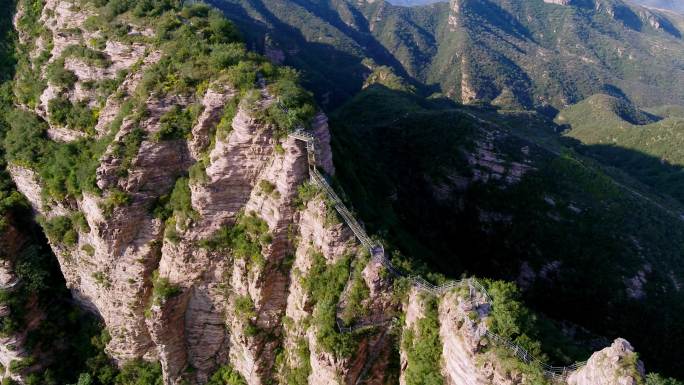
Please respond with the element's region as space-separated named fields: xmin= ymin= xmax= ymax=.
xmin=289 ymin=129 xmax=586 ymax=381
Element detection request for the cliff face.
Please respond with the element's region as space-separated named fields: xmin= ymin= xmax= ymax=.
xmin=0 ymin=216 xmax=43 ymax=383
xmin=568 ymin=339 xmax=645 ymax=385
xmin=3 ymin=0 xmax=663 ymax=384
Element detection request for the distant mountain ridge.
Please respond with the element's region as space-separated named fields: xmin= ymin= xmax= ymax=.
xmin=388 ymin=0 xmax=684 ymax=11
xmin=211 ymin=0 xmax=684 ymax=110
xmin=630 ymin=0 xmax=684 ymax=13
xmin=384 ymin=0 xmax=445 ymax=6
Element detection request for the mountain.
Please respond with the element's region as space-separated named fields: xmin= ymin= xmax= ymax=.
xmin=631 ymin=0 xmax=684 ymax=13
xmin=2 ymin=0 xmax=684 ymax=384
xmin=206 ymin=0 xmax=684 ymax=375
xmin=210 ymin=0 xmax=684 ymax=111
xmin=555 ymin=94 xmax=684 ymax=213
xmin=329 ymin=82 xmax=684 ymax=379
xmin=385 ymin=0 xmax=446 ymax=6
xmin=4 ymin=0 xmax=637 ymax=384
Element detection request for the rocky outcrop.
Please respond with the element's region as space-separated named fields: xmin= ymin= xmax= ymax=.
xmin=439 ymin=289 xmax=494 ymax=385
xmin=567 ymin=339 xmax=645 ymax=385
xmin=438 ymin=289 xmax=540 ymax=385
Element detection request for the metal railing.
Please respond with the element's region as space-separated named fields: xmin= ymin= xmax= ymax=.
xmin=288 ymin=128 xmax=586 ymax=381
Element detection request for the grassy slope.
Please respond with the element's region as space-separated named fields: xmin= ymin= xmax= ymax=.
xmin=559 ymin=94 xmax=684 ymax=204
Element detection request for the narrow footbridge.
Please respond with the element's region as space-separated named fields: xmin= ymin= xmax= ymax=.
xmin=289 ymin=129 xmax=586 ymax=381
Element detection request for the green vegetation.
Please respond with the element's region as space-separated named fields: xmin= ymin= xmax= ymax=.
xmin=263 ymin=68 xmax=316 ymax=135
xmin=5 ymin=0 xmax=317 ymax=210
xmin=234 ymin=294 xmax=258 ymax=336
xmin=258 ymin=179 xmax=276 ymax=195
xmin=275 ymin=337 xmax=311 ymax=385
xmin=111 ymin=127 xmax=143 ymax=178
xmin=9 ymin=357 xmax=36 ymax=374
xmin=560 ymin=94 xmax=684 ymax=205
xmin=402 ymin=295 xmax=443 ymax=385
xmin=91 ymin=271 xmax=111 ymax=288
xmin=647 ymin=374 xmax=684 ymax=385
xmin=188 ymin=158 xmax=209 ymax=184
xmin=48 ymin=96 xmax=99 ymax=133
xmin=99 ymin=189 xmax=131 ymax=218
xmin=331 ymin=83 xmax=684 ymax=377
xmin=484 ymin=280 xmax=549 ymax=384
xmin=200 ymin=212 xmax=270 ymax=269
xmin=294 ymin=182 xmax=321 ymax=209
xmin=13 ymin=0 xmax=48 ymax=108
xmin=4 ymin=108 xmax=110 ymax=200
xmin=152 ymin=105 xmax=197 ymax=142
xmin=0 ymin=1 xmax=168 ymax=384
xmin=362 ymin=60 xmax=415 ymax=93
xmin=82 ymin=244 xmax=95 ymax=256
xmin=4 ymin=0 xmax=683 ymax=381
xmin=41 ymin=215 xmax=78 ymax=246
xmin=215 ymin=98 xmax=238 ymax=141
xmin=46 ymin=59 xmax=78 ymax=89
xmin=485 ymin=280 xmax=544 ymax=358
xmin=303 ymin=251 xmax=360 ymax=358
xmin=340 ymin=255 xmax=370 ymax=326
xmin=151 ymin=270 xmax=181 ymax=305
xmin=72 ymin=212 xmax=91 ymax=233
xmin=219 ymin=0 xmax=684 ymax=110
xmin=206 ymin=365 xmax=247 ymax=385
xmin=67 ymin=330 xmax=163 ymax=385
xmin=152 ymin=177 xmax=197 ymax=225
xmin=62 ymin=44 xmax=111 ymax=68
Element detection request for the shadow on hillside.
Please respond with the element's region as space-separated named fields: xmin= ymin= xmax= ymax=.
xmin=560 ymin=137 xmax=684 ymax=206
xmin=208 ymin=0 xmax=421 ymax=109
xmin=466 ymin=0 xmax=537 ymax=43
xmin=330 ymin=84 xmax=684 ymax=378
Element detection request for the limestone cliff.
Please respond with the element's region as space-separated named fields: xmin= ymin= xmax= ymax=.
xmin=567 ymin=339 xmax=645 ymax=385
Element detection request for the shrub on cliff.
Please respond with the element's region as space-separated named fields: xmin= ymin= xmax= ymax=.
xmin=402 ymin=295 xmax=443 ymax=385
xmin=40 ymin=215 xmax=78 ymax=246
xmin=647 ymin=374 xmax=684 ymax=385
xmin=304 ymin=252 xmax=360 ymax=358
xmin=151 ymin=270 xmax=181 ymax=305
xmin=45 ymin=59 xmax=77 ymax=89
xmin=207 ymin=365 xmax=247 ymax=385
xmin=47 ymin=96 xmax=98 ymax=133
xmin=200 ymin=213 xmax=270 ymax=269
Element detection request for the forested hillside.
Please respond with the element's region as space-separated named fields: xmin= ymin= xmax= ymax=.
xmin=632 ymin=0 xmax=684 ymax=13
xmin=211 ymin=0 xmax=684 ymax=110
xmin=329 ymin=83 xmax=684 ymax=379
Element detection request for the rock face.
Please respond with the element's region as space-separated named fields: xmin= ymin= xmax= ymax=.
xmin=567 ymin=339 xmax=645 ymax=385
